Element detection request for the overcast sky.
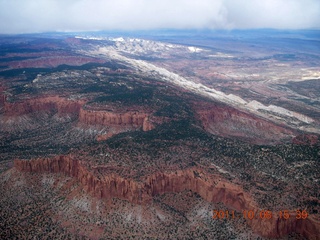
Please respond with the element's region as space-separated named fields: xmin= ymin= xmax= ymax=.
xmin=0 ymin=0 xmax=319 ymax=34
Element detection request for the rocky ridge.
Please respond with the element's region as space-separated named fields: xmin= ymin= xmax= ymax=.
xmin=14 ymin=156 xmax=320 ymax=239
xmin=88 ymin=45 xmax=319 ymax=135
xmin=194 ymin=102 xmax=296 ymax=144
xmin=3 ymin=96 xmax=156 ymax=132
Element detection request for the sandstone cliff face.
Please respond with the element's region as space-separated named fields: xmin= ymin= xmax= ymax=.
xmin=14 ymin=157 xmax=320 ymax=239
xmin=79 ymin=108 xmax=147 ymax=126
xmin=142 ymin=117 xmax=155 ymax=131
xmin=195 ymin=103 xmax=295 ymax=144
xmin=4 ymin=96 xmax=84 ymax=117
xmin=14 ymin=156 xmax=145 ymax=204
xmin=4 ymin=96 xmax=156 ymax=131
xmin=79 ymin=108 xmax=156 ymax=131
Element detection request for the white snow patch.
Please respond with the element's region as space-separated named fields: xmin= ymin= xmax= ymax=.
xmin=124 ymin=206 xmax=143 ymax=223
xmin=87 ymin=46 xmax=318 ymax=133
xmin=247 ymin=100 xmax=314 ymax=124
xmin=188 ymin=46 xmax=203 ymax=53
xmin=208 ymin=52 xmax=234 ymax=58
xmin=1 ymin=169 xmax=13 ymax=182
xmin=41 ymin=175 xmax=54 ymax=187
xmin=155 ymin=209 xmax=166 ymax=221
xmin=75 ymin=36 xmax=105 ymax=40
xmin=110 ymin=37 xmax=125 ymax=42
xmin=70 ymin=196 xmax=91 ymax=212
xmin=14 ymin=176 xmax=26 ymax=187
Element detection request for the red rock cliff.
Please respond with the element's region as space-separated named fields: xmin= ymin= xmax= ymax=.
xmin=4 ymin=96 xmax=84 ymax=117
xmin=79 ymin=108 xmax=155 ymax=131
xmin=195 ymin=102 xmax=295 ymax=144
xmin=79 ymin=108 xmax=148 ymax=126
xmin=4 ymin=96 xmax=156 ymax=131
xmin=14 ymin=156 xmax=144 ymax=203
xmin=14 ymin=157 xmax=320 ymax=239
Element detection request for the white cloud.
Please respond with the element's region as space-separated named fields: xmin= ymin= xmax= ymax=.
xmin=0 ymin=0 xmax=319 ymax=33
xmin=225 ymin=0 xmax=320 ymax=29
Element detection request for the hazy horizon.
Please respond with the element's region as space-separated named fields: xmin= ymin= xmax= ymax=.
xmin=1 ymin=0 xmax=320 ymax=34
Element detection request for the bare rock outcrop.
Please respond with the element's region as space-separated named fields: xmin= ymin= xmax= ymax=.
xmin=14 ymin=156 xmax=320 ymax=239
xmin=79 ymin=108 xmax=151 ymax=128
xmin=4 ymin=96 xmax=85 ymax=117
xmin=142 ymin=117 xmax=155 ymax=131
xmin=195 ymin=102 xmax=296 ymax=144
xmin=3 ymin=96 xmax=157 ymax=132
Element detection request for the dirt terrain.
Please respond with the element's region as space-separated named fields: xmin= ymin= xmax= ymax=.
xmin=0 ymin=31 xmax=319 ymax=239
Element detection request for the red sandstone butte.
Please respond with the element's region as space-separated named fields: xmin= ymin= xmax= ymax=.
xmin=14 ymin=156 xmax=320 ymax=239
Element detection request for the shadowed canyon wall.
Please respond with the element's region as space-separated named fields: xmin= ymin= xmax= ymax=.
xmin=195 ymin=103 xmax=295 ymax=144
xmin=14 ymin=156 xmax=320 ymax=239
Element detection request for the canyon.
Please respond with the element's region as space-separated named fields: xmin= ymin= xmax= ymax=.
xmin=3 ymin=94 xmax=299 ymax=145
xmin=0 ymin=32 xmax=319 ymax=239
xmin=14 ymin=155 xmax=320 ymax=239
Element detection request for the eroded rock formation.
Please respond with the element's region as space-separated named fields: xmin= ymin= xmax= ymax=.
xmin=3 ymin=94 xmax=299 ymax=144
xmin=79 ymin=108 xmax=153 ymax=130
xmin=4 ymin=96 xmax=85 ymax=117
xmin=3 ymin=96 xmax=156 ymax=131
xmin=14 ymin=156 xmax=320 ymax=239
xmin=195 ymin=102 xmax=296 ymax=144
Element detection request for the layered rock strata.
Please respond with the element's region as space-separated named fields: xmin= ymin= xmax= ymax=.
xmin=3 ymin=95 xmax=299 ymax=144
xmin=4 ymin=96 xmax=155 ymax=131
xmin=4 ymin=96 xmax=85 ymax=117
xmin=195 ymin=103 xmax=295 ymax=144
xmin=14 ymin=156 xmax=320 ymax=239
xmin=79 ymin=108 xmax=154 ymax=130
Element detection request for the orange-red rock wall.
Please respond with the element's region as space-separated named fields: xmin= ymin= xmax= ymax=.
xmin=14 ymin=157 xmax=320 ymax=239
xmin=196 ymin=103 xmax=295 ymax=144
xmin=4 ymin=96 xmax=84 ymax=117
xmin=79 ymin=108 xmax=149 ymax=127
xmin=3 ymin=96 xmax=155 ymax=131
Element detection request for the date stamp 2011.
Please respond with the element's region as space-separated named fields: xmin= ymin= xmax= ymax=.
xmin=212 ymin=209 xmax=309 ymax=220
